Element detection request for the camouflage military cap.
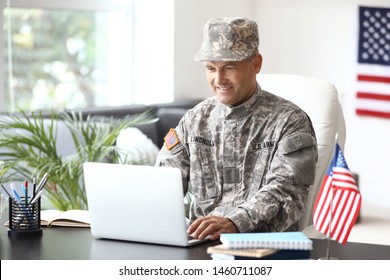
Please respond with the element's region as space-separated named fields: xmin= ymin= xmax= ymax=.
xmin=194 ymin=17 xmax=259 ymax=62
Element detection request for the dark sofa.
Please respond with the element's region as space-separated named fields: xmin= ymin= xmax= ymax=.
xmin=0 ymin=99 xmax=203 ymax=161
xmin=72 ymin=99 xmax=203 ymax=149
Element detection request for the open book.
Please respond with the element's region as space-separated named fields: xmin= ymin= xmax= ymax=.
xmin=40 ymin=209 xmax=90 ymax=228
xmin=207 ymin=244 xmax=277 ymax=259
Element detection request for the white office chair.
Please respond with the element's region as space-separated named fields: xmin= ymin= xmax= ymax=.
xmin=257 ymin=74 xmax=346 ymax=233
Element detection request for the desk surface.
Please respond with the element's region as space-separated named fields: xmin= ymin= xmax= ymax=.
xmin=1 ymin=226 xmax=390 ymax=260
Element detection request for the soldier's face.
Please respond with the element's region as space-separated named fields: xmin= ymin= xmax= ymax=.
xmin=204 ymin=53 xmax=262 ymax=107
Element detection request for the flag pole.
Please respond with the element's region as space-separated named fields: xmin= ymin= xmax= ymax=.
xmin=328 ymin=134 xmax=339 ymax=259
xmin=320 ymin=133 xmax=338 ymax=260
xmin=325 ymin=184 xmax=334 ymax=259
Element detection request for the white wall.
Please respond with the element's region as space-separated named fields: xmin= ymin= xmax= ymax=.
xmin=174 ymin=0 xmax=390 ymax=208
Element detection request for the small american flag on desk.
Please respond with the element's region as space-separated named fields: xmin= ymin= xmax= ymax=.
xmin=312 ymin=143 xmax=362 ymax=245
xmin=356 ymin=6 xmax=390 ymax=119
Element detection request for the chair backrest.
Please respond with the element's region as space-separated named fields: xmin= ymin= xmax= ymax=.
xmin=257 ymin=74 xmax=346 ymax=230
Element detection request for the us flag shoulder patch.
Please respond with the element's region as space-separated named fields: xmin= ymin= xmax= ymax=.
xmin=164 ymin=128 xmax=179 ymax=150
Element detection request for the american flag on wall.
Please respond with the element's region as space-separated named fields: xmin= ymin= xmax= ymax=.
xmin=356 ymin=6 xmax=390 ymax=119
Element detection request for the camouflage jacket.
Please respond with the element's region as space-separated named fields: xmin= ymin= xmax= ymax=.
xmin=156 ymin=84 xmax=318 ymax=233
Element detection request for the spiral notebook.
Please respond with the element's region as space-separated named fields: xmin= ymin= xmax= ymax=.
xmin=220 ymin=231 xmax=313 ymax=250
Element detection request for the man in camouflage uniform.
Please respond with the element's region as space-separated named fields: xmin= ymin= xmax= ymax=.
xmin=156 ymin=17 xmax=318 ymax=240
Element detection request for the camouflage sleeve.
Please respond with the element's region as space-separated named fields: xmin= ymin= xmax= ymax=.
xmin=222 ymin=113 xmax=318 ymax=233
xmin=155 ymin=121 xmax=191 ymax=195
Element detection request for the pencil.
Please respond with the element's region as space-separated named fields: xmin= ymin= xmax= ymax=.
xmin=0 ymin=183 xmax=14 ymax=201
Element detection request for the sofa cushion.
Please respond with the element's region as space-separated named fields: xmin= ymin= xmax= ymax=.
xmin=116 ymin=127 xmax=160 ymax=165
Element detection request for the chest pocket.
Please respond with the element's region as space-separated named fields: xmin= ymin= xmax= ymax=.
xmin=251 ymin=149 xmax=271 ymax=190
xmin=189 ymin=144 xmax=220 ymax=200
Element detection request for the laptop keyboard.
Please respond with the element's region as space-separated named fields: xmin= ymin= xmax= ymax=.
xmin=187 ymin=235 xmax=197 ymax=241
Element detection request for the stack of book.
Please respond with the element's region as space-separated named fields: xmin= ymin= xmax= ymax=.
xmin=208 ymin=231 xmax=313 ymax=260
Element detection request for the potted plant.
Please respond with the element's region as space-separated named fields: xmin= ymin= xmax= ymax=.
xmin=0 ymin=110 xmax=156 ymax=211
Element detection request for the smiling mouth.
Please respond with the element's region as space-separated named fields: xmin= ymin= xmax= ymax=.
xmin=216 ymin=86 xmax=233 ymax=92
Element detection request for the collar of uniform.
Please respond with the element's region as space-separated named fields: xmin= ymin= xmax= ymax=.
xmin=217 ymin=83 xmax=261 ymax=118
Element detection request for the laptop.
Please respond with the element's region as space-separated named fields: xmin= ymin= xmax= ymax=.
xmin=83 ymin=162 xmax=208 ymax=247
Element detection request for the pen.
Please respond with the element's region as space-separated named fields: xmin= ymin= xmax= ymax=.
xmin=2 ymin=183 xmax=29 ymax=217
xmin=31 ymin=173 xmax=48 ymax=201
xmin=11 ymin=184 xmax=23 ymax=204
xmin=12 ymin=184 xmax=33 ymax=224
xmin=35 ymin=173 xmax=48 ymax=193
xmin=32 ymin=178 xmax=37 ymax=196
xmin=29 ymin=189 xmax=43 ymax=204
xmin=35 ymin=176 xmax=48 ymax=195
xmin=24 ymin=181 xmax=28 ymax=206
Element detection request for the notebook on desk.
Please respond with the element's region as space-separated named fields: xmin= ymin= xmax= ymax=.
xmin=83 ymin=162 xmax=208 ymax=247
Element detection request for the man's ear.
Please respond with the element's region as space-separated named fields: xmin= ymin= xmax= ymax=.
xmin=253 ymin=53 xmax=262 ymax=73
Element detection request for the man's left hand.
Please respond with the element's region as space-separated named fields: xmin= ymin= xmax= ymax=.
xmin=187 ymin=215 xmax=239 ymax=240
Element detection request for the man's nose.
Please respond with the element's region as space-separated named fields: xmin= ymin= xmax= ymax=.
xmin=214 ymin=70 xmax=226 ymax=84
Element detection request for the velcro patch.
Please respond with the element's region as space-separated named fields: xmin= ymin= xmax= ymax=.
xmin=164 ymin=128 xmax=180 ymax=150
xmin=279 ymin=133 xmax=316 ymax=154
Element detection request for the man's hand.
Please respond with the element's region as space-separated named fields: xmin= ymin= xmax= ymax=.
xmin=187 ymin=215 xmax=239 ymax=240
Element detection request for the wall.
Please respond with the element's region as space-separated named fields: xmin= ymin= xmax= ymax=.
xmin=255 ymin=0 xmax=390 ymax=209
xmin=174 ymin=0 xmax=390 ymax=208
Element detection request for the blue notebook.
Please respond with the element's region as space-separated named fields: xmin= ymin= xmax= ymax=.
xmin=220 ymin=231 xmax=313 ymax=250
xmin=211 ymin=249 xmax=311 ymax=260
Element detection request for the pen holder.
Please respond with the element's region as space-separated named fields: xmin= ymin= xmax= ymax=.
xmin=8 ymin=197 xmax=42 ymax=238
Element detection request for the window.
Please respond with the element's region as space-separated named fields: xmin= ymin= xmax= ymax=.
xmin=0 ymin=0 xmax=174 ymax=112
